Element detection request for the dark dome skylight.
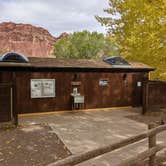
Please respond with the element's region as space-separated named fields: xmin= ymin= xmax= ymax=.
xmin=103 ymin=56 xmax=131 ymax=66
xmin=0 ymin=52 xmax=29 ymax=63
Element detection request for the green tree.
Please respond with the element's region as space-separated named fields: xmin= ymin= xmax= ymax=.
xmin=96 ymin=0 xmax=166 ymax=80
xmin=54 ymin=30 xmax=119 ymax=59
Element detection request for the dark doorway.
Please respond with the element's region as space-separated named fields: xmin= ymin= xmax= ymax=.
xmin=132 ymin=75 xmax=143 ymax=107
xmin=0 ymin=83 xmax=13 ymax=122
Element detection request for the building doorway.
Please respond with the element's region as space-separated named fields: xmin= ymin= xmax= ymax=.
xmin=0 ymin=83 xmax=14 ymax=123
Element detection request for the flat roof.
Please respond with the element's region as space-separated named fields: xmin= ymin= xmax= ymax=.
xmin=0 ymin=57 xmax=155 ymax=72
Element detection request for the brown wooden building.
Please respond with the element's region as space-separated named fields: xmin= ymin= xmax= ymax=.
xmin=0 ymin=53 xmax=154 ymax=123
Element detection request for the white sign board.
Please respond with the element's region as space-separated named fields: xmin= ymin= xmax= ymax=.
xmin=31 ymin=79 xmax=55 ymax=98
xmin=99 ymin=80 xmax=108 ymax=86
xmin=74 ymin=96 xmax=84 ymax=104
xmin=137 ymin=81 xmax=142 ymax=87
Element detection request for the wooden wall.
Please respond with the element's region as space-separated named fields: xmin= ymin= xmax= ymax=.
xmin=13 ymin=71 xmax=148 ymax=114
xmin=143 ymin=80 xmax=166 ymax=113
xmin=0 ymin=72 xmax=13 ymax=122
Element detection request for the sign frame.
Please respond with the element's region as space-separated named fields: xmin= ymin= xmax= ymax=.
xmin=99 ymin=79 xmax=109 ymax=87
xmin=30 ymin=79 xmax=55 ymax=98
xmin=74 ymin=96 xmax=85 ymax=104
xmin=137 ymin=81 xmax=142 ymax=87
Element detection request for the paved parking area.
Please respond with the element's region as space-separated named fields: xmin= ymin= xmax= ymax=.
xmin=19 ymin=108 xmax=166 ymax=166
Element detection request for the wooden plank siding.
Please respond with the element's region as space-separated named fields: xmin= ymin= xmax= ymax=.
xmin=12 ymin=71 xmax=148 ymax=114
xmin=143 ymin=80 xmax=166 ymax=113
xmin=0 ymin=72 xmax=13 ymax=122
xmin=148 ymin=81 xmax=166 ymax=107
xmin=0 ymin=84 xmax=12 ymax=122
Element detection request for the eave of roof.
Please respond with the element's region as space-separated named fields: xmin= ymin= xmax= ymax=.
xmin=0 ymin=57 xmax=155 ymax=72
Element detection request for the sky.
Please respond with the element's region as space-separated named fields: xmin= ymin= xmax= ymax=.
xmin=0 ymin=0 xmax=109 ymax=37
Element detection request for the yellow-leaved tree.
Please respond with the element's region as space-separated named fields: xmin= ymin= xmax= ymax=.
xmin=96 ymin=0 xmax=166 ymax=80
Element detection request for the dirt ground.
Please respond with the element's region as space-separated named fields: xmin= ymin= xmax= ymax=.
xmin=0 ymin=124 xmax=71 ymax=166
xmin=127 ymin=107 xmax=166 ymax=125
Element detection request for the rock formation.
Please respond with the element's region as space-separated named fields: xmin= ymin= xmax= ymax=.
xmin=0 ymin=22 xmax=58 ymax=57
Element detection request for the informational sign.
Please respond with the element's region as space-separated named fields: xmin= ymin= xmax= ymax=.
xmin=31 ymin=79 xmax=55 ymax=98
xmin=137 ymin=81 xmax=142 ymax=87
xmin=74 ymin=96 xmax=84 ymax=104
xmin=99 ymin=80 xmax=109 ymax=86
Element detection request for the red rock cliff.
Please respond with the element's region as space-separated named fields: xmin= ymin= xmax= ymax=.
xmin=0 ymin=22 xmax=57 ymax=57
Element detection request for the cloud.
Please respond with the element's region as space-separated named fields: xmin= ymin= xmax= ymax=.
xmin=0 ymin=0 xmax=109 ymax=37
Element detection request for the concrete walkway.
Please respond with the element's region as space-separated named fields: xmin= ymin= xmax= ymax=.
xmin=19 ymin=108 xmax=166 ymax=166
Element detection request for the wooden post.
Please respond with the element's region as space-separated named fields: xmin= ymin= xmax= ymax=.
xmin=117 ymin=144 xmax=166 ymax=166
xmin=12 ymin=72 xmax=18 ymax=126
xmin=142 ymin=81 xmax=149 ymax=114
xmin=148 ymin=123 xmax=156 ymax=166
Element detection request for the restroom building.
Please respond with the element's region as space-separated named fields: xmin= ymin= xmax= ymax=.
xmin=0 ymin=52 xmax=154 ymax=123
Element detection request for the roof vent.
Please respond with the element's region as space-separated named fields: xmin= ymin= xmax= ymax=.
xmin=103 ymin=56 xmax=131 ymax=67
xmin=0 ymin=52 xmax=29 ymax=63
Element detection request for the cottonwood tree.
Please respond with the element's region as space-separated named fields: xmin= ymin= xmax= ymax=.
xmin=54 ymin=30 xmax=119 ymax=59
xmin=96 ymin=0 xmax=166 ymax=80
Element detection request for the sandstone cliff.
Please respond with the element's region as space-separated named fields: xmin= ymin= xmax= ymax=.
xmin=0 ymin=22 xmax=57 ymax=57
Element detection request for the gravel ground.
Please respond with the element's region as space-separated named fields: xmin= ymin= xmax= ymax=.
xmin=0 ymin=124 xmax=71 ymax=166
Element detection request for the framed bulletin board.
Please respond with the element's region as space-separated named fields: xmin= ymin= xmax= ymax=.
xmin=31 ymin=79 xmax=55 ymax=98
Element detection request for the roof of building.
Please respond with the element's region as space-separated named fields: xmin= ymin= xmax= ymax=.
xmin=0 ymin=56 xmax=155 ymax=72
xmin=0 ymin=52 xmax=154 ymax=71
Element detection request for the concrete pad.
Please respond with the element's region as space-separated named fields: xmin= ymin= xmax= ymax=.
xmin=19 ymin=108 xmax=166 ymax=166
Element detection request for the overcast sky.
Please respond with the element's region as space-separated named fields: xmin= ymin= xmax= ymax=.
xmin=0 ymin=0 xmax=109 ymax=37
